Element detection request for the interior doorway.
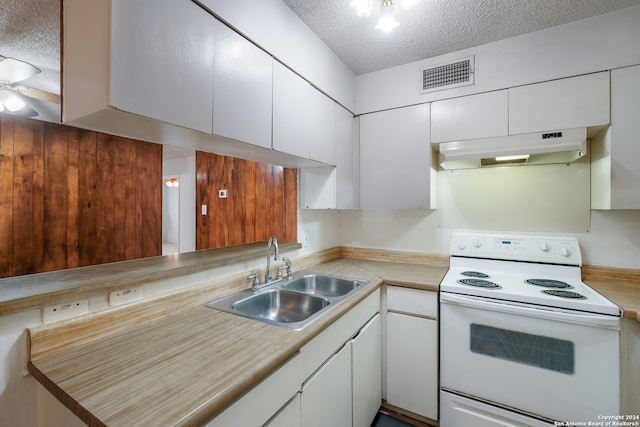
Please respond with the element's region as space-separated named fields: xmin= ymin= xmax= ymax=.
xmin=162 ymin=174 xmax=180 ymax=255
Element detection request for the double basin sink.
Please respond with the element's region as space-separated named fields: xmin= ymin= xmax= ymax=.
xmin=206 ymin=273 xmax=369 ymax=330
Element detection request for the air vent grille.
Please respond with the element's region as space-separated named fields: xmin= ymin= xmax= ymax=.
xmin=420 ymin=56 xmax=474 ymax=93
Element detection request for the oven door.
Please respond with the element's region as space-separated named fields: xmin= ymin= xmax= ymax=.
xmin=440 ymin=292 xmax=620 ymax=424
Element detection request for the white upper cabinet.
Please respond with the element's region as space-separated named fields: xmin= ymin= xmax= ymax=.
xmin=273 ymin=61 xmax=312 ymax=159
xmin=360 ymin=104 xmax=431 ymax=209
xmin=109 ymin=0 xmax=215 ymax=134
xmin=509 ymin=72 xmax=610 ymax=134
xmin=308 ymin=89 xmax=337 ymax=165
xmin=431 ymin=90 xmax=508 ymax=143
xmin=212 ymin=19 xmax=272 ymax=149
xmin=592 ymin=65 xmax=640 ymax=209
xmin=273 ymin=61 xmax=336 ymax=163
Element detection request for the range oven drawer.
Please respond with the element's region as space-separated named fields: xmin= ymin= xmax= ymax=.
xmin=441 ymin=390 xmax=553 ymax=427
xmin=440 ymin=293 xmax=620 ymax=424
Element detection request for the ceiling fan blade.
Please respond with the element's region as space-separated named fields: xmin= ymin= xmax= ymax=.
xmin=14 ymin=85 xmax=60 ymax=104
xmin=0 ymin=57 xmax=42 ymax=84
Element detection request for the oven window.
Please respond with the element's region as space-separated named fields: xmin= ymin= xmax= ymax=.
xmin=470 ymin=324 xmax=575 ymax=374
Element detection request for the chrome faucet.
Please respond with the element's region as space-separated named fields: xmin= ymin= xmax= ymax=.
xmin=265 ymin=235 xmax=279 ymax=283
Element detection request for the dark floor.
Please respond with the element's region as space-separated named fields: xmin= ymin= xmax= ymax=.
xmin=371 ymin=413 xmax=416 ymax=427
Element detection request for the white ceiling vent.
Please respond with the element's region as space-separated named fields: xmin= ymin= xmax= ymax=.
xmin=419 ymin=56 xmax=474 ymax=94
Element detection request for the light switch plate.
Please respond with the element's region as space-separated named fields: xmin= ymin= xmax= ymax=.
xmin=42 ymin=299 xmax=89 ymax=323
xmin=109 ymin=287 xmax=143 ymax=306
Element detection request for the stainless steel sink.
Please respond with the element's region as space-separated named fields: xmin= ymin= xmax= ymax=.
xmin=232 ymin=289 xmax=329 ymax=323
xmin=282 ymin=274 xmax=364 ymax=297
xmin=205 ymin=272 xmax=370 ymax=330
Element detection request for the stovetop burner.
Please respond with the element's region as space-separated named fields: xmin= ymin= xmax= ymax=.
xmin=525 ymin=279 xmax=572 ymax=289
xmin=542 ymin=289 xmax=586 ymax=299
xmin=461 ymin=271 xmax=489 ymax=278
xmin=458 ymin=278 xmax=501 ymax=289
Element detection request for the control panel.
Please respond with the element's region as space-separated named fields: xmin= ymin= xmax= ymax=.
xmin=450 ymin=232 xmax=582 ymax=265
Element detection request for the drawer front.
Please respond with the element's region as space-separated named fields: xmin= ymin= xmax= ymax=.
xmin=386 ymin=286 xmax=437 ymax=318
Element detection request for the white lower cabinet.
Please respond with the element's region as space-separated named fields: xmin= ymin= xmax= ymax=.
xmin=301 ymin=342 xmax=353 ymax=427
xmin=385 ymin=286 xmax=438 ymax=421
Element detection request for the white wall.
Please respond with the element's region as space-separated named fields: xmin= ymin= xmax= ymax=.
xmin=338 ymin=209 xmax=640 ymax=270
xmin=356 ymin=5 xmax=640 ymax=114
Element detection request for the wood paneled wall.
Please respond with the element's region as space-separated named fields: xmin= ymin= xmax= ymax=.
xmin=196 ymin=151 xmax=297 ymax=249
xmin=0 ymin=114 xmax=162 ymax=279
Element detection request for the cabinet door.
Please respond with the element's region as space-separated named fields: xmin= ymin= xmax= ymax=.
xmin=600 ymin=65 xmax=640 ymax=209
xmin=509 ymin=72 xmax=610 ymax=134
xmin=386 ymin=312 xmax=438 ymax=420
xmin=335 ymin=104 xmax=358 ymax=209
xmin=212 ymin=19 xmax=272 ymax=149
xmin=308 ymin=91 xmax=336 ymax=164
xmin=110 ymin=0 xmax=214 ymax=133
xmin=352 ymin=314 xmax=382 ymax=427
xmin=301 ymin=342 xmax=352 ymax=427
xmin=273 ymin=62 xmax=311 ymax=159
xmin=360 ymin=104 xmax=431 ymax=209
xmin=264 ymin=394 xmax=301 ymax=427
xmin=299 ymin=167 xmax=336 ymax=209
xmin=431 ymin=90 xmax=508 ymax=142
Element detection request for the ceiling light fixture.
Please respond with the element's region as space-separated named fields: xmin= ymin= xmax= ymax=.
xmin=0 ymin=89 xmax=26 ymax=112
xmin=165 ymin=177 xmax=180 ymax=187
xmin=375 ymin=0 xmax=399 ymax=32
xmin=350 ymin=0 xmax=373 ymax=17
xmin=352 ymin=0 xmax=419 ymax=32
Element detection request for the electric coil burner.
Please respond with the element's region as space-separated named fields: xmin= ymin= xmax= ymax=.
xmin=525 ymin=278 xmax=572 ymax=288
xmin=541 ymin=289 xmax=587 ymax=299
xmin=457 ymin=278 xmax=501 ymax=288
xmin=440 ymin=232 xmax=622 ymax=427
xmin=461 ymin=271 xmax=490 ymax=278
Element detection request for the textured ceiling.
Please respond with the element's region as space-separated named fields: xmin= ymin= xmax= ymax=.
xmin=282 ymin=0 xmax=640 ymax=75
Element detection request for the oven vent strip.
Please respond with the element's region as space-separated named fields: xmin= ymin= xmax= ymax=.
xmin=441 ymin=291 xmax=623 ymax=318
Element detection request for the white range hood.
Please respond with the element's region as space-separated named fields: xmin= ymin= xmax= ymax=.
xmin=435 ymin=128 xmax=589 ymax=169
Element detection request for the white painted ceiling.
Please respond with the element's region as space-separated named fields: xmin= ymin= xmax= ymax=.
xmin=282 ymin=0 xmax=640 ymax=75
xmin=2 ymin=0 xmax=640 ymax=122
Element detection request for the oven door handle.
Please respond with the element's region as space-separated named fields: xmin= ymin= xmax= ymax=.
xmin=440 ymin=292 xmax=621 ymax=329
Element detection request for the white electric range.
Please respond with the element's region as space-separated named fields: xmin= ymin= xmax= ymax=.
xmin=440 ymin=232 xmax=621 ymax=426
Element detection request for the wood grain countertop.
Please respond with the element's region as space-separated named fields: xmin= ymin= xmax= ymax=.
xmin=583 ymin=265 xmax=640 ymax=321
xmin=28 ymin=257 xmax=447 ymax=427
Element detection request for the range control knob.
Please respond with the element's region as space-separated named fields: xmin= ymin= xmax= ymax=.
xmin=455 ymin=240 xmax=467 ymax=250
xmin=471 ymin=238 xmax=482 ymax=248
xmin=560 ymin=247 xmax=572 ymax=257
xmin=539 ymin=242 xmax=551 ymax=252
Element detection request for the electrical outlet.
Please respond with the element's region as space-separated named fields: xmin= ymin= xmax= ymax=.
xmin=42 ymin=299 xmax=89 ymax=323
xmin=302 ymin=232 xmax=311 ymax=248
xmin=109 ymin=287 xmax=143 ymax=306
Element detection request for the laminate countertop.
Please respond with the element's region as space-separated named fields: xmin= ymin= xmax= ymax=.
xmin=28 ymin=258 xmax=448 ymax=427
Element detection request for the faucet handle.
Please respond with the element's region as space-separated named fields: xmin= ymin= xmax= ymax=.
xmin=281 ymin=257 xmax=292 ymax=278
xmin=247 ymin=273 xmax=260 ymax=289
